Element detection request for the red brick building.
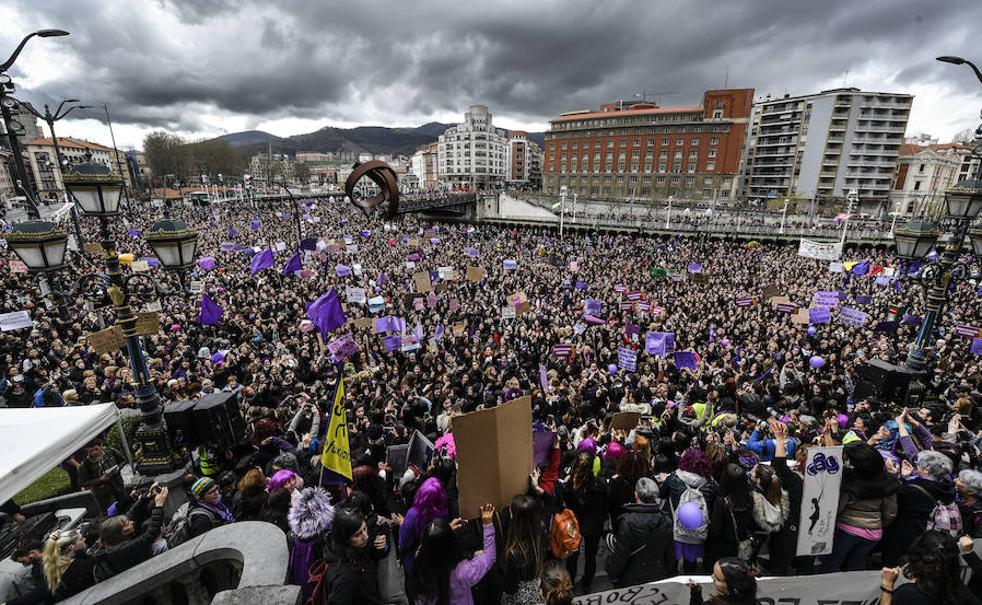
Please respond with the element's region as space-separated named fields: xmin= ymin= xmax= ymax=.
xmin=542 ymin=89 xmax=753 ymax=202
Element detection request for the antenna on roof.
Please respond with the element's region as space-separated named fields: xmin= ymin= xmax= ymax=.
xmin=724 ymin=65 xmax=729 ymax=89
xmin=842 ymin=69 xmax=850 ymax=88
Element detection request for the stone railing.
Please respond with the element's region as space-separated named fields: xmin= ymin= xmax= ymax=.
xmin=62 ymin=521 xmax=294 ymax=605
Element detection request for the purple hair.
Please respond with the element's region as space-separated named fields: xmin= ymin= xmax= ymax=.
xmin=678 ymin=448 xmax=712 ymax=478
xmin=268 ymin=469 xmax=298 ymax=491
xmin=604 ymin=441 xmax=627 ymax=461
xmin=577 ymin=438 xmax=598 ymax=455
xmin=410 ymin=477 xmax=448 ymax=536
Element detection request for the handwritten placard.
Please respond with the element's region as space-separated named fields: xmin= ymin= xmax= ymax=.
xmin=88 ymin=326 xmax=125 ymax=355
xmin=134 ymin=312 xmax=160 ymax=336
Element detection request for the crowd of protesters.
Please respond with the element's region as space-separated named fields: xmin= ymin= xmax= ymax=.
xmin=1 ymin=191 xmax=981 ymax=605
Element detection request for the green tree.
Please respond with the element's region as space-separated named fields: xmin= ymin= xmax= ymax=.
xmin=142 ymin=131 xmax=190 ymax=184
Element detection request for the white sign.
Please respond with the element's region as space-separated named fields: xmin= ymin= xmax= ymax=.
xmin=501 ymin=306 xmax=516 ymax=320
xmin=438 ymin=266 xmax=454 ymax=280
xmin=130 ymin=260 xmax=149 ymax=272
xmin=796 ymin=445 xmax=844 ymax=557
xmin=275 ymin=241 xmax=287 ymax=252
xmin=315 ymin=239 xmax=328 ymax=251
xmin=353 ymin=263 xmax=363 ymax=277
xmin=798 ymin=239 xmax=842 ymax=261
xmin=345 ymin=286 xmax=367 ymax=304
xmin=189 ymin=280 xmax=204 ymax=294
xmin=405 ymin=261 xmax=416 ymax=269
xmin=145 ymin=300 xmax=163 ymax=313
xmin=346 ymin=244 xmax=358 ymax=254
xmin=0 ymin=311 xmax=33 ymax=332
xmin=829 ymin=261 xmax=844 ymax=273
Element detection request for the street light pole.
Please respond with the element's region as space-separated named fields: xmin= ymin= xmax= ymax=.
xmin=559 ymin=186 xmax=567 ymax=239
xmin=665 ymin=196 xmax=673 ymax=229
xmin=102 ymin=104 xmax=133 ymax=216
xmin=780 ymin=199 xmax=789 ymax=234
xmin=841 ymin=188 xmax=858 ymax=245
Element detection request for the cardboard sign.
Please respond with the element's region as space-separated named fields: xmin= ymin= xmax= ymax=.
xmin=144 ymin=300 xmax=162 ymax=313
xmin=453 ymin=322 xmax=466 ymax=336
xmin=792 ymin=308 xmax=810 ymax=324
xmin=353 ymin=317 xmax=375 ymax=330
xmin=88 ymin=326 xmax=125 ymax=355
xmin=408 ymin=237 xmax=421 ymax=247
xmin=189 ymin=280 xmax=203 ymax=294
xmin=83 ymin=242 xmax=104 ymax=255
xmin=129 ymin=260 xmax=149 ymax=272
xmin=506 ymin=290 xmax=531 ymax=314
xmin=691 ymin=273 xmax=709 ymax=284
xmin=465 ymin=266 xmax=487 ymax=282
xmin=761 ymin=284 xmax=782 ymax=300
xmin=8 ymin=260 xmax=28 ymax=274
xmin=438 ymin=266 xmax=455 ymax=280
xmin=453 ymin=396 xmax=533 ymax=518
xmin=0 ymin=310 xmax=32 ymax=332
xmin=610 ymin=411 xmax=641 ymax=432
xmin=134 ymin=311 xmax=160 ymax=336
xmin=413 ymin=271 xmax=433 ymax=293
xmin=345 ymin=286 xmax=367 ymax=304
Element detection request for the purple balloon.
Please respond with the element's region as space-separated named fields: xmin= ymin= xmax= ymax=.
xmin=807 ymin=326 xmax=817 ymax=336
xmin=677 ymin=501 xmax=704 ymax=530
xmin=809 ymin=355 xmax=825 ymax=369
xmin=607 ymin=364 xmax=618 ymax=374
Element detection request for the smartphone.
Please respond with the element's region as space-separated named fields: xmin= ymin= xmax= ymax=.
xmin=547 ymin=414 xmax=555 ymax=425
xmin=640 ymin=415 xmax=653 ymax=426
xmin=104 ymin=465 xmax=119 ymax=476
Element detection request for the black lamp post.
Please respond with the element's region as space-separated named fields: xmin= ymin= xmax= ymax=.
xmin=0 ymin=29 xmax=70 ymax=216
xmin=63 ymin=158 xmax=197 ymax=474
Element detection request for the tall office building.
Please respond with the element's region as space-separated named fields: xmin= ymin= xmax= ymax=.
xmin=437 ymin=105 xmax=509 ymax=189
xmin=741 ymin=88 xmax=912 ymax=211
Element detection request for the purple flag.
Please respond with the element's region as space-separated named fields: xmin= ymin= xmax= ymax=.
xmin=646 ymin=332 xmax=676 ymax=357
xmin=972 ymin=338 xmax=982 ymax=356
xmin=127 ymin=229 xmax=141 ymax=237
xmin=414 ymin=322 xmax=424 ymax=340
xmin=335 ymin=264 xmax=352 ymax=277
xmin=383 ymin=335 xmax=400 ymax=352
xmin=855 ymin=295 xmax=873 ymax=305
xmin=327 ymin=333 xmax=359 ymax=362
xmin=585 ymin=299 xmax=602 ymax=314
xmin=407 ymin=252 xmax=422 ymax=262
xmin=227 ymin=227 xmax=239 ymax=238
xmin=687 ymin=262 xmax=703 ymax=273
xmin=198 ymin=256 xmax=217 ymax=271
xmin=575 ymin=281 xmax=588 ymax=291
xmin=209 ymin=350 xmax=226 ymax=365
xmin=199 ymin=293 xmax=223 ymax=326
xmin=306 ymin=288 xmax=347 ymax=335
xmin=624 ymin=322 xmax=640 ymax=338
xmin=674 ymin=351 xmax=698 ymax=370
xmin=464 ymin=247 xmax=480 ymax=258
xmin=360 ymin=229 xmax=371 ymax=238
xmin=282 ymin=252 xmax=302 ymax=276
xmin=533 ymin=425 xmax=554 ymax=466
xmin=538 ymin=363 xmax=550 ymax=393
xmin=503 ymin=259 xmax=518 ymax=270
xmin=435 ymin=324 xmax=445 ymax=341
xmin=583 ymin=314 xmax=605 ymax=325
xmin=280 ymin=212 xmax=291 ymax=222
xmin=250 ymin=219 xmax=261 ymax=231
xmin=850 ymin=260 xmax=870 ymax=276
xmin=250 ymin=248 xmax=275 ymax=274
xmin=300 ymin=237 xmax=317 ymax=251
xmin=141 ymin=257 xmax=160 ymax=269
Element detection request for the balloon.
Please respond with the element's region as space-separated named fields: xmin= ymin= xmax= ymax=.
xmin=677 ymin=501 xmax=704 ymax=530
xmin=807 ymin=326 xmax=818 ymax=336
xmin=809 ymin=355 xmax=825 ymax=369
xmin=607 ymin=364 xmax=618 ymax=374
xmin=170 ymin=324 xmax=181 ymax=333
xmin=118 ymin=253 xmax=135 ymax=265
xmin=837 ymin=414 xmax=849 ymax=427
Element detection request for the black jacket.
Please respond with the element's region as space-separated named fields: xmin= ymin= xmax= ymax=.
xmin=605 ymin=502 xmax=675 ymax=587
xmin=51 ymin=552 xmax=99 ymax=601
xmin=94 ymin=506 xmax=164 ymax=581
xmin=322 ymin=543 xmax=385 ymax=605
xmin=882 ymin=476 xmax=956 ymax=566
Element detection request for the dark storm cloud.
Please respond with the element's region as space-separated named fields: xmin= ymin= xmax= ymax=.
xmin=4 ymin=0 xmax=980 ymax=134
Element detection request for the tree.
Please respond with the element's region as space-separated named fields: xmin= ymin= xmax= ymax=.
xmin=186 ymin=139 xmax=246 ymax=181
xmin=952 ymin=128 xmax=976 ymax=144
xmin=142 ymin=131 xmax=190 ymax=184
xmin=293 ymin=161 xmax=311 ymax=185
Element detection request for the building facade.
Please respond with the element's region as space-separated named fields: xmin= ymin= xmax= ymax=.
xmin=741 ymin=88 xmax=913 ymax=212
xmin=505 ymin=131 xmax=543 ymax=188
xmin=0 ymin=148 xmax=15 ymax=205
xmin=437 ymin=105 xmax=509 ymax=189
xmin=22 ymin=137 xmax=133 ymax=202
xmin=893 ymin=143 xmax=970 ymax=217
xmin=411 ymin=142 xmax=439 ymax=189
xmin=543 ymin=89 xmax=754 ymax=202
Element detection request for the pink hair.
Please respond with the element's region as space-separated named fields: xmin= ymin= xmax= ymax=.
xmin=267 ymin=469 xmax=297 ymax=491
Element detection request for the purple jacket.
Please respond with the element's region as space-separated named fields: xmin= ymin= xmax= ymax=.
xmin=416 ymin=522 xmax=496 ymax=605
xmin=898 ymin=423 xmax=934 ymax=462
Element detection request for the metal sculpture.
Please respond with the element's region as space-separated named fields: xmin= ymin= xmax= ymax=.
xmin=344 ymin=160 xmax=400 ymax=218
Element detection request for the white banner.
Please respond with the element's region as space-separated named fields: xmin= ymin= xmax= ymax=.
xmin=501 ymin=306 xmax=516 ymax=320
xmin=0 ymin=310 xmax=33 ymax=332
xmin=796 ymin=445 xmax=844 ymax=557
xmin=798 ymin=239 xmax=843 ymax=261
xmin=345 ymin=286 xmax=366 ymax=304
xmin=575 ymin=571 xmax=883 ymax=605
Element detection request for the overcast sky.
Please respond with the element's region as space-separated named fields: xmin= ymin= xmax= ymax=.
xmin=4 ymin=0 xmax=980 ymax=150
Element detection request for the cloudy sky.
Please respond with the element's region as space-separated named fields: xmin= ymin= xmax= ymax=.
xmin=4 ymin=0 xmax=980 ymax=149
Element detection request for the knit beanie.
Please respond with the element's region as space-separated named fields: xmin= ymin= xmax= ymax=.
xmin=191 ymin=477 xmax=216 ymax=500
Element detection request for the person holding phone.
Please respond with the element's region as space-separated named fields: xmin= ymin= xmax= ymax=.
xmin=77 ymin=441 xmax=127 ymax=514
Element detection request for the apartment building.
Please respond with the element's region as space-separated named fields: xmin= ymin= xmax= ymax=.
xmin=437 ymin=105 xmax=509 ymax=189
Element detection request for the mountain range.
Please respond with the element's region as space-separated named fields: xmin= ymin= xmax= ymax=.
xmin=212 ymin=122 xmax=545 ymax=157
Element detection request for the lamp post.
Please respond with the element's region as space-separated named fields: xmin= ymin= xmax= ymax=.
xmin=665 ymin=195 xmax=673 ymax=229
xmin=558 ymin=185 xmax=567 ymax=239
xmin=0 ymin=29 xmax=70 ymax=216
xmin=780 ymin=199 xmax=789 ymax=234
xmin=841 ymin=188 xmax=858 ymax=245
xmin=63 ymin=157 xmax=198 ymax=474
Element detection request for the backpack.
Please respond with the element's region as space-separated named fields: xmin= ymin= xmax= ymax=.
xmin=305 ymin=559 xmax=332 ymax=605
xmin=164 ymin=508 xmax=214 ymax=548
xmin=912 ymin=484 xmax=963 ymax=537
xmin=672 ymin=485 xmax=709 ymax=543
xmin=549 ymin=509 xmax=581 ymax=559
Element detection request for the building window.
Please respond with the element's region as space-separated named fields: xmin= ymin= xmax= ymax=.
xmin=676 ymin=138 xmax=684 ymax=145
xmin=672 ymin=162 xmax=681 ymax=173
xmin=710 ymin=138 xmax=719 ymax=145
xmin=913 ymin=181 xmax=921 ymax=190
xmin=703 ymin=188 xmax=713 ymax=198
xmin=658 ymin=163 xmax=667 ymax=173
xmin=662 ymin=137 xmax=669 ymax=145
xmin=918 ymin=163 xmax=925 ymax=173
xmin=691 ymin=138 xmax=699 ymax=145
xmin=687 ymin=164 xmax=696 ymax=174
xmin=706 ymin=161 xmax=716 ymax=170
xmin=708 ymin=149 xmax=717 ymax=158
xmin=704 ymin=177 xmax=714 ymax=185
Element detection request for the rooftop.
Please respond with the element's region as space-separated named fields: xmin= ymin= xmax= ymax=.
xmin=23 ymin=137 xmax=116 ymax=153
xmin=551 ymin=104 xmax=703 ymax=123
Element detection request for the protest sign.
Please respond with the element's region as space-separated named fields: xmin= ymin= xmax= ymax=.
xmin=345 ymin=286 xmax=366 ymax=304
xmin=501 ymin=305 xmax=516 ymax=320
xmin=353 ymin=317 xmax=374 ymax=330
xmin=797 ymin=239 xmax=843 ymax=260
xmin=611 ymin=412 xmax=641 ymax=432
xmin=400 ymin=335 xmax=421 ymax=352
xmin=465 ymin=266 xmax=487 ymax=282
xmin=129 ymin=260 xmax=149 ymax=272
xmin=813 ymin=291 xmax=840 ymax=307
xmin=839 ymin=306 xmax=868 ymax=327
xmin=327 ymin=333 xmax=359 ymax=362
xmin=8 ymin=260 xmax=28 ymax=274
xmin=0 ymin=310 xmax=32 ymax=332
xmin=829 ymin=261 xmax=844 ymax=273
xmin=453 ymin=396 xmax=533 ymax=518
xmin=83 ymin=242 xmax=104 ymax=255
xmin=796 ymin=446 xmax=844 ymax=556
xmin=452 ymin=322 xmax=466 ymax=336
xmin=617 ymin=347 xmax=637 ymax=372
xmin=189 ymin=280 xmax=203 ymax=294
xmin=792 ymin=308 xmax=810 ymax=324
xmin=775 ymin=302 xmax=798 ymax=314
xmin=413 ymin=271 xmax=432 ymax=293
xmin=144 ymin=300 xmax=162 ymax=313
xmin=88 ymin=326 xmax=125 ymax=355
xmin=955 ymin=325 xmax=981 ymax=338
xmin=809 ymin=306 xmax=832 ymax=324
xmin=761 ymin=284 xmax=782 ymax=300
xmin=438 ymin=266 xmax=455 ymax=280
xmin=386 ymin=444 xmax=410 ymax=481
xmin=506 ymin=290 xmax=530 ymax=314
xmin=134 ymin=312 xmax=160 ymax=336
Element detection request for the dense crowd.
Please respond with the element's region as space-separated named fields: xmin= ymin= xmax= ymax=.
xmin=1 ymin=193 xmax=981 ymax=605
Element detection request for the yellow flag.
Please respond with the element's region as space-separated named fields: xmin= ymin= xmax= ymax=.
xmin=320 ymin=376 xmax=352 ymax=480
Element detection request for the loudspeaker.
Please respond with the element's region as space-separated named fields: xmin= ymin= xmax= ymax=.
xmin=858 ymin=360 xmax=916 ymax=405
xmin=192 ymin=391 xmax=246 ymax=449
xmin=163 ymin=400 xmax=199 ymax=449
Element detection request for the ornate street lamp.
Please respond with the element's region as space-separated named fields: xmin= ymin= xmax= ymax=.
xmin=5 ymin=220 xmax=68 ymax=272
xmin=62 ymin=161 xmax=124 ymax=215
xmin=144 ymin=218 xmax=198 ymax=270
xmin=893 ymin=220 xmax=939 ymax=259
xmin=945 ymin=179 xmax=982 ymax=220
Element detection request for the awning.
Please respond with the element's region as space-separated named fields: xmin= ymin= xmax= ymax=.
xmin=0 ymin=403 xmax=120 ymax=505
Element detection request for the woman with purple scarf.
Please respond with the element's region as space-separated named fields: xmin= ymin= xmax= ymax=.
xmin=186 ymin=477 xmax=236 ymax=540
